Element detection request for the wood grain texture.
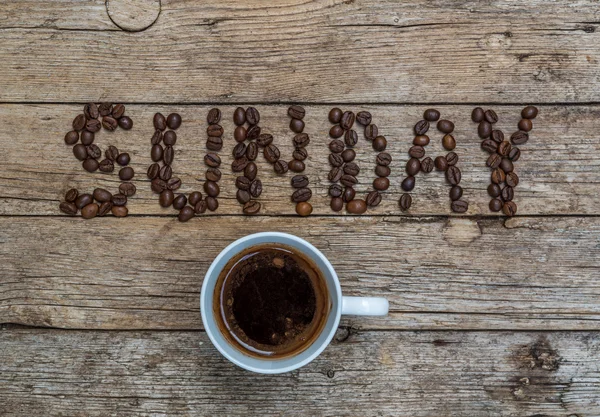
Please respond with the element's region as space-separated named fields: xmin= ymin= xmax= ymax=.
xmin=0 ymin=1 xmax=599 ymax=102
xmin=2 ymin=216 xmax=599 ymax=330
xmin=1 ymin=328 xmax=598 ymax=416
xmin=1 ymin=104 xmax=599 ymax=216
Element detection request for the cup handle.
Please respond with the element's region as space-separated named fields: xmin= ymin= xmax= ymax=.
xmin=341 ymin=296 xmax=389 ymax=316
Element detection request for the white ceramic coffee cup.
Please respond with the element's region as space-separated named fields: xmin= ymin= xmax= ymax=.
xmin=200 ymin=232 xmax=389 ymax=374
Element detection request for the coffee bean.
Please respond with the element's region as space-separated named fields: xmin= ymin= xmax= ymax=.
xmin=64 ymin=131 xmax=79 ymax=145
xmin=178 ymin=206 xmax=194 ymax=222
xmin=290 ymin=118 xmax=305 ymax=133
xmin=274 ymin=160 xmax=289 ymax=174
xmin=344 ymin=162 xmax=360 ymax=176
xmin=112 ymin=103 xmax=125 ymax=119
xmin=502 ymin=201 xmax=517 ymax=216
xmin=424 ymin=109 xmax=441 ymax=122
xmin=434 ymin=156 xmax=448 ymax=171
xmin=437 ymin=120 xmax=455 ymax=133
xmin=204 ymin=167 xmax=221 ymax=182
xmin=166 ymin=113 xmax=182 ymax=130
xmin=491 ymin=168 xmax=506 ymax=184
xmin=376 ymin=152 xmax=392 ymax=166
xmin=233 ymin=107 xmax=246 ymax=126
xmin=330 ymin=197 xmax=344 ymax=212
xmin=102 ymin=116 xmax=118 ymax=131
xmin=295 ymin=201 xmax=313 ymax=217
xmin=151 ymin=144 xmax=163 ymax=162
xmin=245 ymin=107 xmax=260 ymax=125
xmin=153 ymin=113 xmax=167 ymax=131
xmin=98 ymin=201 xmax=113 ymax=216
xmin=207 ymin=108 xmax=221 ymax=125
xmin=206 ymin=197 xmax=219 ymax=211
xmin=254 ymin=134 xmax=271 ymax=148
xmin=59 ymin=201 xmax=78 ymax=215
xmin=246 ymin=125 xmax=261 ymax=140
xmin=82 ymin=158 xmax=99 ymax=172
xmin=81 ymin=203 xmax=99 ymax=219
xmin=484 ymin=110 xmax=498 ymax=124
xmin=93 ymin=188 xmax=112 ymax=203
xmin=99 ymin=103 xmax=113 ymax=117
xmin=111 ymin=193 xmax=127 ymax=207
xmin=86 ymin=119 xmax=102 ymax=133
xmin=472 ymin=107 xmax=485 ymax=122
xmin=233 ymin=126 xmax=247 ymax=143
xmin=204 ymin=153 xmax=221 ymax=167
xmin=373 ymin=177 xmax=390 ymax=191
xmin=343 ymin=187 xmax=355 ymax=203
xmin=409 ymin=145 xmax=425 ymax=159
xmin=163 ymin=131 xmax=177 ymax=146
xmin=481 ymin=139 xmax=498 ymax=153
xmin=206 ymin=137 xmax=223 ymax=151
xmin=356 ymin=111 xmax=372 ymax=126
xmin=341 ymin=149 xmax=355 ymax=162
xmin=406 ymin=158 xmax=420 ymax=176
xmin=86 ymin=144 xmax=101 ymax=159
xmin=159 ymin=189 xmax=174 ymax=207
xmin=147 ymin=163 xmax=160 ymax=179
xmin=451 ymin=200 xmax=468 ymax=213
xmin=172 ymin=194 xmax=188 ymax=210
xmin=293 ymin=148 xmax=308 ymax=161
xmin=236 ymin=189 xmax=251 ymax=204
xmin=80 ymin=130 xmax=94 ymax=146
xmin=488 ymin=183 xmax=501 ymax=197
xmin=486 ymin=153 xmax=502 ymax=169
xmin=446 ymin=152 xmax=459 ymax=166
xmin=491 ymin=130 xmax=504 ymax=143
xmin=288 ymin=105 xmax=305 ymax=120
xmin=118 ymin=166 xmax=133 ymax=181
xmin=204 ymin=181 xmax=220 ymax=197
xmin=329 ymin=125 xmax=344 ymax=139
xmin=151 ymin=178 xmax=167 ymax=193
xmin=291 ymin=188 xmax=311 ymax=202
xmin=159 ymin=165 xmax=172 ymax=180
xmin=344 ymin=130 xmax=358 ymax=147
xmin=414 ymin=120 xmax=429 ymax=135
xmin=115 ymin=152 xmax=129 ymax=166
xmin=207 ymin=124 xmax=224 ymax=137
xmin=194 ymin=200 xmax=207 ymax=214
xmin=518 ymin=118 xmax=533 ymax=132
xmin=291 ymin=175 xmax=309 ymax=189
xmin=75 ymin=193 xmax=93 ymax=209
xmin=347 ymin=199 xmax=367 ymax=214
xmin=330 ymin=184 xmax=343 ymax=198
xmin=293 ymin=133 xmax=310 ymax=148
xmin=329 ymin=108 xmax=343 ymax=124
xmin=511 ymin=131 xmax=529 ymax=145
xmin=340 ymin=174 xmax=358 ymax=187
xmin=501 ymin=185 xmax=514 ymax=202
xmin=245 ymin=142 xmax=258 ymax=161
xmin=340 ymin=111 xmax=355 ymax=130
xmin=288 ymin=159 xmax=305 ymax=172
xmin=478 ymin=121 xmax=492 ymax=138
xmin=506 ymin=172 xmax=519 ymax=187
xmin=115 ymin=183 xmax=135 ymax=198
xmin=167 ymin=177 xmax=182 ymax=191
xmin=232 ymin=142 xmax=246 ymax=159
xmin=413 ymin=135 xmax=430 ymax=146
xmin=84 ymin=103 xmax=99 ymax=120
xmin=73 ymin=114 xmax=87 ymax=131
xmin=328 ymin=167 xmax=343 ymax=182
xmin=449 ymin=185 xmax=463 ymax=201
xmin=500 ymin=158 xmax=514 ymax=173
xmin=399 ymin=193 xmax=412 ymax=211
xmin=243 ymin=200 xmax=261 ymax=215
xmin=250 ymin=180 xmax=262 ymax=198
xmin=118 ymin=116 xmax=133 ymax=130
xmin=101 ymin=145 xmax=117 ymax=161
xmin=111 ymin=205 xmax=128 ymax=217
xmin=365 ymin=124 xmax=378 ymax=140
xmin=508 ymin=147 xmax=521 ymax=161
xmin=489 ymin=198 xmax=503 ymax=212
xmin=366 ymin=190 xmax=382 ymax=207
xmin=329 ymin=139 xmax=345 ymax=153
xmin=521 ymin=106 xmax=538 ymax=119
xmin=264 ymin=145 xmax=280 ymax=163
xmin=375 ymin=165 xmax=391 ymax=177
xmin=497 ymin=141 xmax=511 ymax=157
xmin=401 ymin=176 xmax=415 ymax=191
xmin=442 ymin=134 xmax=456 ymax=151
xmin=372 ymin=136 xmax=387 ymax=151
xmin=65 ymin=188 xmax=79 ymax=203
xmin=446 ymin=166 xmax=461 ymax=185
xmin=236 ymin=176 xmax=251 ymax=191
xmin=421 ymin=157 xmax=434 ymax=173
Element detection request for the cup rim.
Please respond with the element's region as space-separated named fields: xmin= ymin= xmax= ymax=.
xmin=200 ymin=232 xmax=342 ymax=374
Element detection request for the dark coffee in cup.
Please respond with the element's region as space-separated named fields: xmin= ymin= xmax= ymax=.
xmin=213 ymin=243 xmax=330 ymax=358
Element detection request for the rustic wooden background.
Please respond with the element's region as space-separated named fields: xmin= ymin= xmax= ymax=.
xmin=1 ymin=0 xmax=599 ymax=415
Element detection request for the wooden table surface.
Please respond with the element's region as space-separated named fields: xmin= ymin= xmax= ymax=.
xmin=1 ymin=0 xmax=599 ymax=415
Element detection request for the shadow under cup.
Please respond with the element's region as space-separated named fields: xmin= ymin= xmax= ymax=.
xmin=201 ymin=232 xmax=343 ymax=374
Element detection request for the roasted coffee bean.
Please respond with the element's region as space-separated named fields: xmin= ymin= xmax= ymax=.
xmin=518 ymin=118 xmax=533 ymax=132
xmin=329 ymin=108 xmax=343 ymax=124
xmin=256 ymin=133 xmax=273 ymax=147
xmin=506 ymin=172 xmax=519 ymax=187
xmin=341 ymin=149 xmax=355 ymax=163
xmin=206 ymin=197 xmax=219 ymax=211
xmin=401 ymin=176 xmax=415 ymax=191
xmin=102 ymin=116 xmax=118 ymax=131
xmin=446 ymin=152 xmax=458 ymax=166
xmin=111 ymin=103 xmax=125 ymax=119
xmin=329 ymin=125 xmax=344 ymax=139
xmin=365 ymin=124 xmax=378 ymax=140
xmin=484 ymin=110 xmax=498 ymax=124
xmin=151 ymin=144 xmax=163 ymax=162
xmin=399 ymin=193 xmax=412 ymax=211
xmin=373 ymin=177 xmax=390 ymax=191
xmin=207 ymin=108 xmax=221 ymax=124
xmin=347 ymin=199 xmax=367 ymax=214
xmin=65 ymin=188 xmax=79 ymax=203
xmin=81 ymin=203 xmax=99 ymax=219
xmin=372 ymin=136 xmax=387 ymax=151
xmin=366 ymin=190 xmax=382 ymax=207
xmin=118 ymin=116 xmax=133 ymax=130
xmin=242 ymin=161 xmax=256 ymax=180
xmin=501 ymin=185 xmax=514 ymax=202
xmin=84 ymin=103 xmax=99 ymax=120
xmin=119 ymin=166 xmax=134 ymax=181
xmin=486 ymin=153 xmax=502 ymax=169
xmin=511 ymin=131 xmax=529 ymax=145
xmin=472 ymin=107 xmax=485 ymax=122
xmin=491 ymin=130 xmax=504 ymax=143
xmin=478 ymin=121 xmax=492 ymax=138
xmin=502 ymin=201 xmax=517 ymax=216
xmin=489 ymin=198 xmax=503 ymax=212
xmin=236 ymin=189 xmax=251 ymax=204
xmin=204 ymin=153 xmax=221 ymax=167
xmin=293 ymin=148 xmax=308 ymax=161
xmin=451 ymin=200 xmax=469 ymax=213
xmin=356 ymin=111 xmax=372 ymax=126
xmin=521 ymin=106 xmax=538 ymax=119
xmin=233 ymin=107 xmax=246 ymax=125
xmin=98 ymin=103 xmax=113 ymax=117
xmin=97 ymin=201 xmax=112 ymax=216
xmin=409 ymin=145 xmax=425 ymax=158
xmin=340 ymin=111 xmax=355 ymax=130
xmin=375 ymin=165 xmax=391 ymax=177
xmin=288 ymin=159 xmax=305 ymax=172
xmin=293 ymin=133 xmax=310 ymax=148
xmin=234 ymin=126 xmax=247 ymax=143
xmin=111 ymin=205 xmax=128 ymax=217
xmin=233 ymin=142 xmax=247 ymax=159
xmin=93 ymin=188 xmax=112 ymax=203
xmin=446 ymin=166 xmax=461 ymax=185
xmin=406 ymin=158 xmax=421 ymax=176
xmin=59 ymin=201 xmax=78 ymax=215
xmin=343 ymin=187 xmax=355 ymax=203
xmin=75 ymin=193 xmax=93 ymax=210
xmin=295 ymin=201 xmax=313 ymax=217
xmin=64 ymin=131 xmax=79 ymax=145
xmin=508 ymin=147 xmax=521 ymax=161
xmin=246 ymin=125 xmax=261 ymax=140
xmin=376 ymin=152 xmax=392 ymax=166
xmin=414 ymin=120 xmax=429 ymax=135
xmin=413 ymin=135 xmax=430 ymax=146
xmin=288 ymin=105 xmax=305 ymax=120
xmin=207 ymin=137 xmax=223 ymax=151
xmin=159 ymin=164 xmax=172 ymax=180
xmin=500 ymin=158 xmax=514 ymax=173
xmin=434 ymin=156 xmax=448 ymax=171
xmin=245 ymin=141 xmax=258 ymax=161
xmin=340 ymin=174 xmax=358 ymax=187
xmin=206 ymin=167 xmax=222 ymax=182
xmin=421 ymin=157 xmax=434 ymax=173
xmin=330 ymin=197 xmax=344 ymax=212
xmin=344 ymin=162 xmax=360 ymax=176
xmin=173 ymin=194 xmax=188 ymax=210
xmin=291 ymin=175 xmax=309 ymax=188
xmin=159 ymin=190 xmax=174 ymax=207
xmin=491 ymin=168 xmax=506 ymax=184
xmin=488 ymin=183 xmax=501 ymax=197
xmin=80 ymin=130 xmax=94 ymax=146
xmin=481 ymin=139 xmax=498 ymax=153
xmin=264 ymin=144 xmax=280 ymax=163
xmin=249 ymin=179 xmax=263 ymax=198
xmin=344 ymin=129 xmax=358 ymax=147
xmin=329 ymin=184 xmax=343 ymax=198
xmin=291 ymin=188 xmax=311 ymax=202
xmin=424 ymin=108 xmax=441 ymax=122
xmin=329 ymin=139 xmax=345 ymax=153
xmin=204 ymin=180 xmax=220 ymax=197
xmin=103 ymin=146 xmax=117 ymax=162
xmin=207 ymin=124 xmax=224 ymax=137
xmin=328 ymin=167 xmax=343 ymax=182
xmin=497 ymin=141 xmax=511 ymax=157
xmin=166 ymin=113 xmax=182 ymax=130
xmin=167 ymin=177 xmax=182 ymax=191
xmin=273 ymin=159 xmax=289 ymax=174
xmin=111 ymin=193 xmax=127 ymax=207
xmin=153 ymin=113 xmax=167 ymax=131
xmin=119 ymin=182 xmax=136 ymax=196
xmin=147 ymin=163 xmax=160 ymax=179
xmin=87 ymin=144 xmax=101 ymax=159
xmin=194 ymin=200 xmax=208 ymax=214
xmin=82 ymin=158 xmax=99 ymax=172
xmin=449 ymin=185 xmax=463 ymax=201
xmin=442 ymin=134 xmax=456 ymax=151
xmin=86 ymin=119 xmax=101 ymax=133
xmin=73 ymin=114 xmax=87 ymax=131
xmin=163 ymin=131 xmax=177 ymax=146
xmin=178 ymin=206 xmax=194 ymax=222
xmin=232 ymin=157 xmax=249 ymax=172
xmin=437 ymin=120 xmax=454 ymax=133
xmin=151 ymin=178 xmax=167 ymax=193
xmin=290 ymin=118 xmax=305 ymax=133
xmin=242 ymin=200 xmax=261 ymax=215
xmin=245 ymin=107 xmax=260 ymax=125
xmin=236 ymin=176 xmax=251 ymax=191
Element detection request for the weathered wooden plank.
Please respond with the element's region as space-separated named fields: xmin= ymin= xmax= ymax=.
xmin=2 ymin=216 xmax=599 ymax=330
xmin=0 ymin=1 xmax=599 ymax=102
xmin=0 ymin=328 xmax=598 ymax=416
xmin=1 ymin=104 xmax=599 ymax=216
